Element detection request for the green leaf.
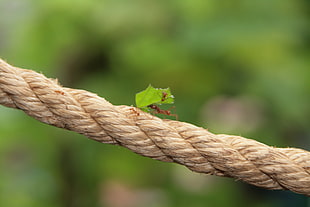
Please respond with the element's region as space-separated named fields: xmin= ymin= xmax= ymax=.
xmin=135 ymin=85 xmax=174 ymax=110
xmin=135 ymin=84 xmax=161 ymax=108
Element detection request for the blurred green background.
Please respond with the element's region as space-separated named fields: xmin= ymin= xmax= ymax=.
xmin=1 ymin=0 xmax=310 ymax=206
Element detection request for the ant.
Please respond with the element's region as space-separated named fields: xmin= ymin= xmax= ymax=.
xmin=147 ymin=104 xmax=178 ymax=120
xmin=129 ymin=107 xmax=140 ymax=116
xmin=161 ymin=92 xmax=168 ymax=102
xmin=55 ymin=90 xmax=65 ymax=95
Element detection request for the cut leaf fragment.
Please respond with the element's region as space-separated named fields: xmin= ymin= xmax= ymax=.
xmin=135 ymin=85 xmax=174 ymax=111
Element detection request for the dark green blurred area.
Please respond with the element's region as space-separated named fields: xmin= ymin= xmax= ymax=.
xmin=1 ymin=0 xmax=310 ymax=206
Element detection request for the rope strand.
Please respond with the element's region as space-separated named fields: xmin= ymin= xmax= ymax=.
xmin=0 ymin=59 xmax=309 ymax=196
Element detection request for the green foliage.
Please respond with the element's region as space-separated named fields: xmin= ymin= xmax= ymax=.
xmin=135 ymin=84 xmax=174 ymax=111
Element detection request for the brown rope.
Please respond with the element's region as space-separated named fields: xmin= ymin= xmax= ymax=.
xmin=0 ymin=58 xmax=309 ymax=196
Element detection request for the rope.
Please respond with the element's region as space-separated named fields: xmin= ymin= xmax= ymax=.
xmin=0 ymin=58 xmax=309 ymax=196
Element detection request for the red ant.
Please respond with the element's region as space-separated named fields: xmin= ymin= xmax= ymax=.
xmin=161 ymin=92 xmax=168 ymax=102
xmin=147 ymin=104 xmax=178 ymax=120
xmin=129 ymin=107 xmax=140 ymax=116
xmin=55 ymin=90 xmax=65 ymax=95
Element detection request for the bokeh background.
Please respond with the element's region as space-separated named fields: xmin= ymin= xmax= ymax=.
xmin=1 ymin=0 xmax=310 ymax=206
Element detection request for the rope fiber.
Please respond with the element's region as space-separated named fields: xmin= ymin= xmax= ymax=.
xmin=0 ymin=58 xmax=309 ymax=196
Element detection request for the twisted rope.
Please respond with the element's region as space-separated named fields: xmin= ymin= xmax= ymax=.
xmin=0 ymin=59 xmax=309 ymax=196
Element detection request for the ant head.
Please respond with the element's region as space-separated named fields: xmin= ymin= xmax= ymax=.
xmin=148 ymin=104 xmax=157 ymax=109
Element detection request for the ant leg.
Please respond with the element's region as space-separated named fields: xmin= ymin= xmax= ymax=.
xmin=167 ymin=106 xmax=178 ymax=120
xmin=171 ymin=113 xmax=178 ymax=120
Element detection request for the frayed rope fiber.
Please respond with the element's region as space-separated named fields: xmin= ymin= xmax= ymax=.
xmin=0 ymin=58 xmax=309 ymax=196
